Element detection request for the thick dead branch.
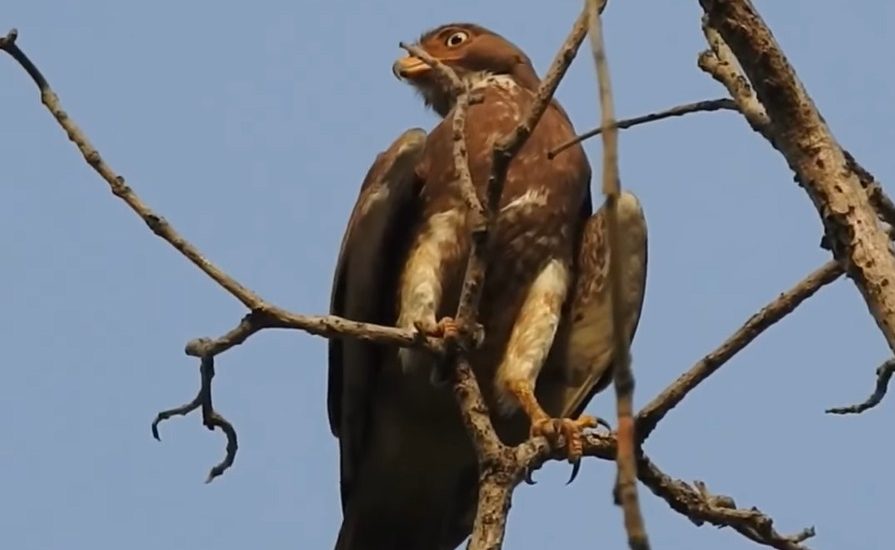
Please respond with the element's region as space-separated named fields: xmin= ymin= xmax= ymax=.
xmin=827 ymin=357 xmax=895 ymax=415
xmin=697 ymin=26 xmax=895 ymax=244
xmin=586 ymin=1 xmax=650 ymax=548
xmin=637 ymin=260 xmax=844 ymax=441
xmin=549 ymin=97 xmax=738 ymax=158
xmin=698 ymin=1 xmax=895 ymax=354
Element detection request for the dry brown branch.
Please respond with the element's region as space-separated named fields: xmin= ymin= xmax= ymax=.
xmin=698 ymin=1 xmax=895 ymax=355
xmin=636 ymin=454 xmax=815 ymax=550
xmin=549 ymin=97 xmax=738 ymax=158
xmin=586 ymin=1 xmax=650 ymax=548
xmin=697 ymin=27 xmax=770 ymax=134
xmin=827 ymin=357 xmax=895 ymax=415
xmin=843 ymin=150 xmax=895 ymax=239
xmin=637 ymin=260 xmax=844 ymax=441
xmin=697 ymin=25 xmax=895 ymax=245
xmin=570 ymin=435 xmax=815 ymax=549
xmin=0 ymin=28 xmax=447 ymax=481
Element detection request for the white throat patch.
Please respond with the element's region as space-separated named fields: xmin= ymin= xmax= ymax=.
xmin=462 ymin=72 xmax=520 ymax=94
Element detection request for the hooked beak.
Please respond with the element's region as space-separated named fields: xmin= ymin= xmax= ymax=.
xmin=392 ymin=55 xmax=432 ymax=80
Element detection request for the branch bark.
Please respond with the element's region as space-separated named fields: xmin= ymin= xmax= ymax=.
xmin=698 ymin=0 xmax=895 ymax=354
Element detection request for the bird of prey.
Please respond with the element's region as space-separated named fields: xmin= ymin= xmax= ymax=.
xmin=327 ymin=23 xmax=648 ymax=550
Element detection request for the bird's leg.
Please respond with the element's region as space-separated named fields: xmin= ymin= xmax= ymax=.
xmin=396 ymin=210 xmax=465 ymax=375
xmin=496 ymin=260 xmax=597 ymax=463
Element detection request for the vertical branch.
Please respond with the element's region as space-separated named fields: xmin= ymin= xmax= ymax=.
xmin=586 ymin=1 xmax=651 ymax=549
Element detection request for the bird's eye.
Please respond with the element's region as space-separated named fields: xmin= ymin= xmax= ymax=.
xmin=445 ymin=31 xmax=469 ymax=48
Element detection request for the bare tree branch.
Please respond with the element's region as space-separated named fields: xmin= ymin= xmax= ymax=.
xmin=698 ymin=1 xmax=895 ymax=355
xmin=571 ymin=435 xmax=816 ymax=549
xmin=637 ymin=260 xmax=844 ymax=441
xmin=827 ymin=357 xmax=895 ymax=415
xmin=636 ymin=454 xmax=815 ymax=550
xmin=549 ymin=97 xmax=738 ymax=158
xmin=0 ymin=28 xmax=449 ymax=480
xmin=586 ymin=1 xmax=650 ymax=548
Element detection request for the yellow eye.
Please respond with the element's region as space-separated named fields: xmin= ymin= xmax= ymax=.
xmin=445 ymin=31 xmax=469 ymax=48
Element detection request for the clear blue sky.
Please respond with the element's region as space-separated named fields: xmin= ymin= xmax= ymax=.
xmin=1 ymin=2 xmax=893 ymax=549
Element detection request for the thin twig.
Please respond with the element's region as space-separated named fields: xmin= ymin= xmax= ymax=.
xmin=637 ymin=260 xmax=843 ymax=441
xmin=0 ymin=30 xmax=442 ymax=355
xmin=549 ymin=97 xmax=738 ymax=158
xmin=0 ymin=29 xmax=450 ymax=481
xmin=1 ymin=30 xmax=263 ymax=311
xmin=586 ymin=2 xmax=650 ymax=548
xmin=827 ymin=357 xmax=895 ymax=415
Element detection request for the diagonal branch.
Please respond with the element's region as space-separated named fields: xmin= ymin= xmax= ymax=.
xmin=637 ymin=260 xmax=844 ymax=441
xmin=636 ymin=453 xmax=815 ymax=550
xmin=697 ymin=1 xmax=895 ymax=355
xmin=571 ymin=436 xmax=814 ymax=550
xmin=586 ymin=1 xmax=650 ymax=548
xmin=0 ymin=28 xmax=447 ymax=480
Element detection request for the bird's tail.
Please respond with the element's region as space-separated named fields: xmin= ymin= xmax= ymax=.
xmin=333 ymin=491 xmax=450 ymax=550
xmin=333 ymin=463 xmax=478 ymax=550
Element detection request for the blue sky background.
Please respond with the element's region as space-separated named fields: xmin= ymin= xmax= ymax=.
xmin=1 ymin=1 xmax=893 ymax=549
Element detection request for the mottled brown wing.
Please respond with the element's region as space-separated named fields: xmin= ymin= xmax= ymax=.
xmin=556 ymin=190 xmax=648 ymax=418
xmin=327 ymin=128 xmax=427 ymax=504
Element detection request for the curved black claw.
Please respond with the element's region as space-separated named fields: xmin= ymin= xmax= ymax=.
xmin=524 ymin=465 xmax=538 ymax=485
xmin=595 ymin=417 xmax=612 ymax=432
xmin=566 ymin=459 xmax=583 ymax=485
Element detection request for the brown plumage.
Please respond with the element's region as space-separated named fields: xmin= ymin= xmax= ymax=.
xmin=328 ymin=23 xmax=648 ymax=550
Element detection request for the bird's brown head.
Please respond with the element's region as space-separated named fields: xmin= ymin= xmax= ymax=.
xmin=393 ymin=23 xmax=540 ymax=117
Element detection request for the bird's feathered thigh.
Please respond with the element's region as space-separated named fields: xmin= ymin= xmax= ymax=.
xmin=396 ymin=74 xmax=592 ymax=442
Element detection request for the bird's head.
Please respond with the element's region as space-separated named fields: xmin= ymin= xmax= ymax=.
xmin=393 ymin=23 xmax=540 ymax=117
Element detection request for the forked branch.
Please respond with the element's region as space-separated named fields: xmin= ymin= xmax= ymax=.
xmin=698 ymin=1 xmax=895 ymax=355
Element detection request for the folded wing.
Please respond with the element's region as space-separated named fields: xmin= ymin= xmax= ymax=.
xmin=327 ymin=128 xmax=427 ymax=504
xmin=553 ymin=190 xmax=649 ymax=419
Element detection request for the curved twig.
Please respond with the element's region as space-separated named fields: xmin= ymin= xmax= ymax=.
xmin=826 ymin=357 xmax=895 ymax=415
xmin=152 ymin=355 xmax=238 ymax=482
